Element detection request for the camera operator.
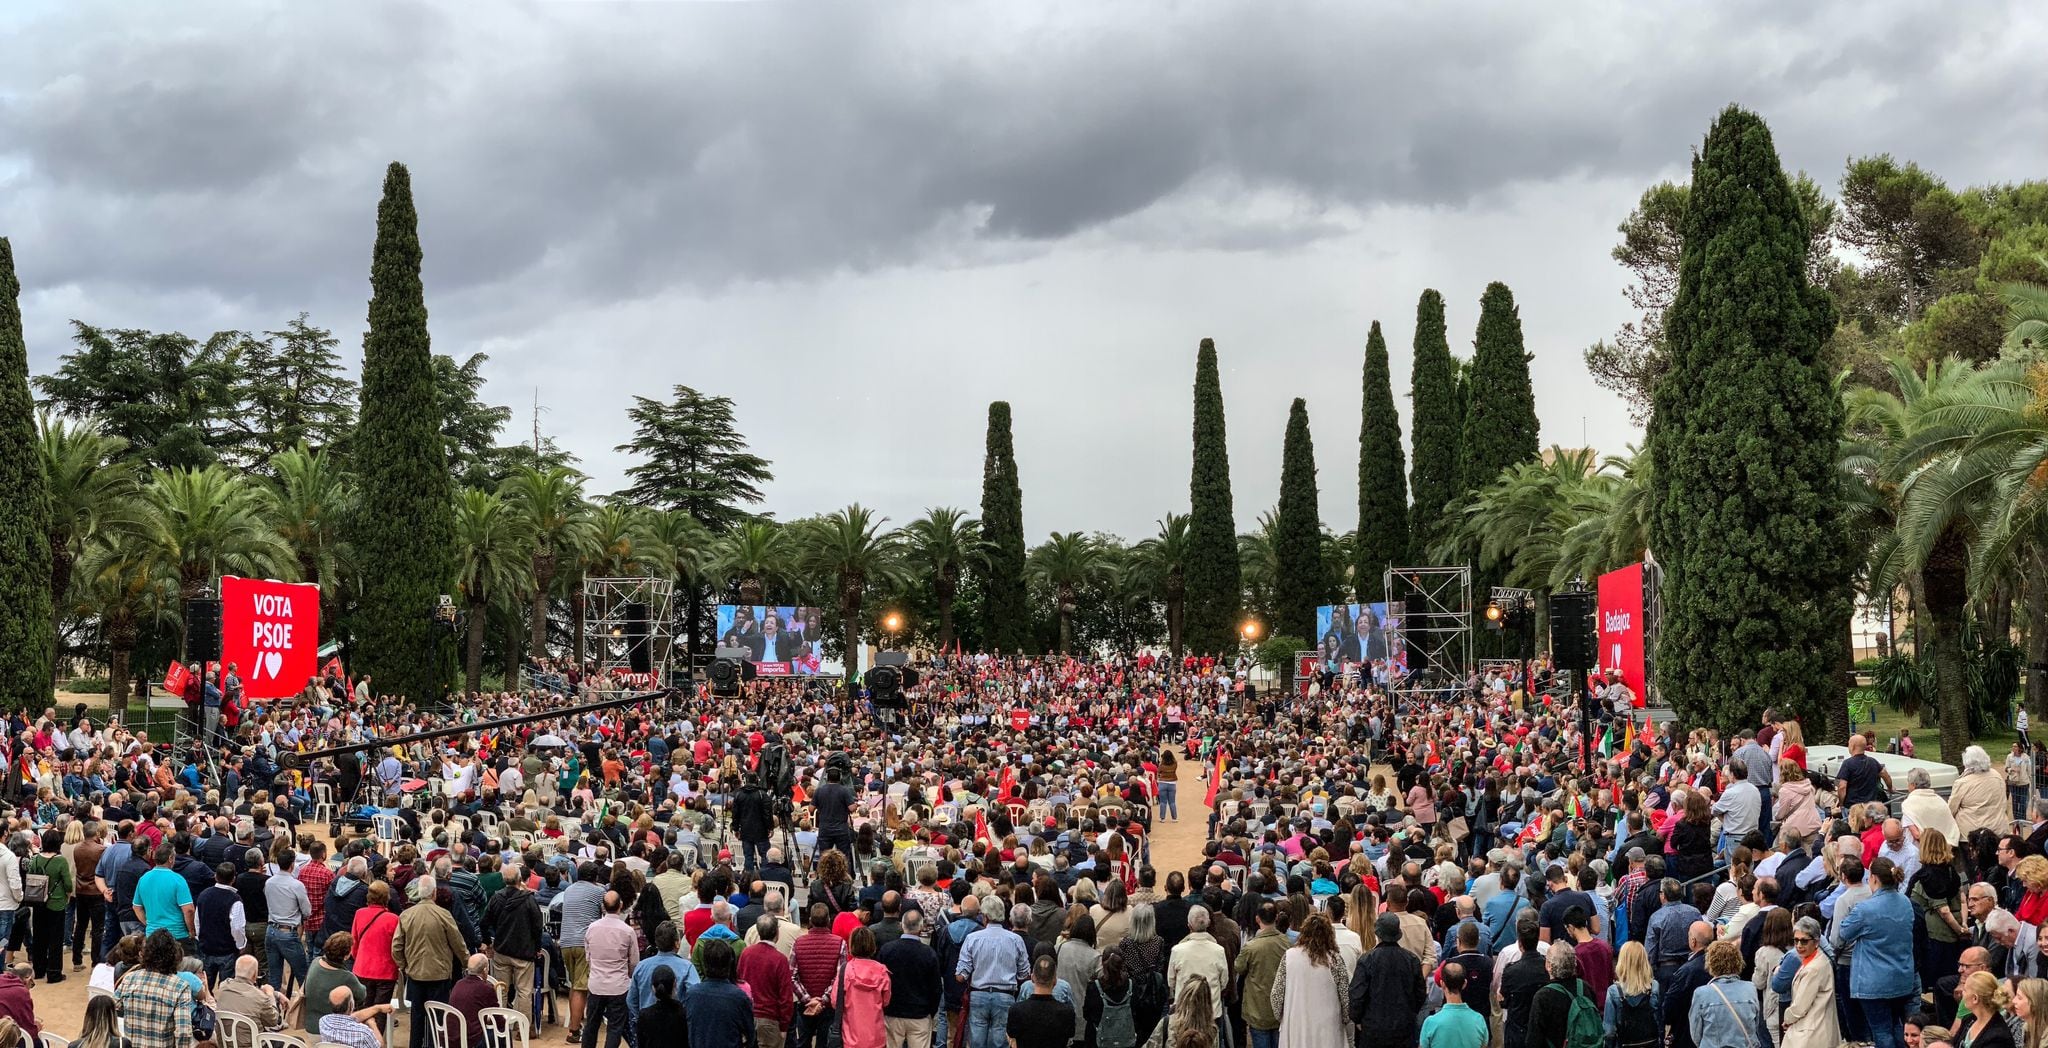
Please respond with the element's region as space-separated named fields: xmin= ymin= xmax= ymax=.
xmin=813 ymin=762 xmax=856 ymax=872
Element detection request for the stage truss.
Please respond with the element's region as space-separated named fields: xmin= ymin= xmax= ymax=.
xmin=582 ymin=577 xmax=675 ymax=691
xmin=1385 ymin=565 xmax=1472 ymax=697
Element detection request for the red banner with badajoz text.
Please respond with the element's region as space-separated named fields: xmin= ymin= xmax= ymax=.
xmin=1597 ymin=562 xmax=1647 ymax=707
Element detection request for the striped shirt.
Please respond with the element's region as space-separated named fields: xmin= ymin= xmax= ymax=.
xmin=298 ymin=861 xmax=335 ymax=930
xmin=556 ymin=881 xmax=606 ymax=948
xmin=117 ymin=969 xmax=195 ymax=1048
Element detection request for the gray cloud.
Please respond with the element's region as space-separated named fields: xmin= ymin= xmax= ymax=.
xmin=2 ymin=0 xmax=2044 ymax=541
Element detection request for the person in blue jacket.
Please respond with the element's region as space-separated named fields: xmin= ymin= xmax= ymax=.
xmin=1833 ymin=856 xmax=1918 ymax=1048
xmin=683 ymin=938 xmax=757 ymax=1048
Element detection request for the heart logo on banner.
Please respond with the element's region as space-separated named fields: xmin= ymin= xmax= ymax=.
xmin=262 ymin=651 xmax=284 ymax=680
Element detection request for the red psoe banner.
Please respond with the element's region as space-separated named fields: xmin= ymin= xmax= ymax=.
xmin=220 ymin=575 xmax=322 ymax=700
xmin=1010 ymin=708 xmax=1031 ymax=733
xmin=1597 ymin=562 xmax=1647 ymax=707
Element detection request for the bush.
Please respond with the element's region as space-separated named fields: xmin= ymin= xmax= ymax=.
xmin=1255 ymin=635 xmax=1308 ymax=675
xmin=63 ymin=676 xmax=110 ymax=694
xmin=1854 ymin=656 xmax=1884 ymax=673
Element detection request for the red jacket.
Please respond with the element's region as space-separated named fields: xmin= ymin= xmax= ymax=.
xmin=738 ymin=940 xmax=794 ymax=1027
xmin=0 ymin=973 xmax=39 ymax=1042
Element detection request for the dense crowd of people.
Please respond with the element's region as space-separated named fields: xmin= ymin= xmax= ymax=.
xmin=7 ymin=650 xmax=2048 ymax=1048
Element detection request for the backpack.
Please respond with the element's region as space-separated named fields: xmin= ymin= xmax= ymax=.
xmin=1096 ymin=983 xmax=1138 ymax=1048
xmin=1543 ymin=980 xmax=1604 ymax=1048
xmin=1613 ymin=990 xmax=1658 ymax=1048
xmin=1131 ymin=964 xmax=1168 ymax=1016
xmin=20 ymin=857 xmax=49 ymax=906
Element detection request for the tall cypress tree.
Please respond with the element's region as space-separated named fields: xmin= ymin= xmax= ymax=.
xmin=1648 ymin=106 xmax=1845 ymax=732
xmin=352 ymin=163 xmax=457 ymax=704
xmin=0 ymin=239 xmax=53 ymax=709
xmin=1184 ymin=339 xmax=1241 ymax=654
xmin=1407 ymin=290 xmax=1462 ymax=559
xmin=1355 ymin=322 xmax=1407 ymax=600
xmin=978 ymin=401 xmax=1030 ymax=653
xmin=1273 ymin=398 xmax=1325 ymax=645
xmin=1460 ymin=281 xmax=1540 ymax=493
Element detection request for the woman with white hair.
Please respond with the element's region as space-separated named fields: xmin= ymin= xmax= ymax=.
xmin=1111 ymin=902 xmax=1168 ymax=1044
xmin=1952 ymin=745 xmax=2012 ymax=841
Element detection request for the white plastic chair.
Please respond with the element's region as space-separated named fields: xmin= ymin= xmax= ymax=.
xmin=480 ymin=1006 xmax=532 ymax=1048
xmin=258 ymin=1034 xmax=307 ymax=1048
xmin=40 ymin=1033 xmax=70 ymax=1048
xmin=372 ymin=813 xmax=404 ymax=842
xmin=216 ymin=1010 xmax=262 ymax=1048
xmin=425 ymin=1000 xmax=469 ymax=1048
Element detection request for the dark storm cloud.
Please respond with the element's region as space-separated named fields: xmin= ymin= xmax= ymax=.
xmin=3 ymin=0 xmax=2029 ymax=317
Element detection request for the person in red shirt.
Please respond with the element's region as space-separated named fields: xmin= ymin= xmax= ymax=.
xmin=738 ymin=916 xmax=795 ymax=1043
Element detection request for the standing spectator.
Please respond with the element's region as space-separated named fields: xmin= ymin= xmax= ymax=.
xmin=297 ymin=841 xmax=335 ymax=953
xmin=1688 ymin=941 xmax=1760 ymax=1048
xmin=481 ymin=860 xmax=545 ymax=1020
xmin=195 ymin=863 xmax=246 ymax=988
xmin=1419 ymin=961 xmax=1488 ymax=1048
xmin=132 ymin=843 xmax=197 ymax=948
xmin=1748 ymin=910 xmax=1792 ymax=1048
xmin=827 ymin=926 xmax=892 ymax=1048
xmin=392 ymin=875 xmax=468 ymax=1048
xmin=1836 ymin=857 xmax=1919 ymax=1048
xmin=315 ymin=855 xmax=370 ymax=957
xmin=263 ymin=844 xmax=314 ymax=995
xmin=583 ymin=889 xmax=642 ymax=1048
xmin=558 ymin=861 xmax=609 ymax=1038
xmin=1602 ymin=942 xmax=1660 ymax=1048
xmin=1662 ymin=924 xmax=1715 ymax=1048
xmin=879 ymin=909 xmax=942 ymax=1048
xmin=630 ymin=921 xmax=701 ymax=1023
xmin=1526 ymin=946 xmax=1589 ymax=1048
xmin=794 ymin=902 xmax=847 ymax=1048
xmin=1006 ymin=953 xmax=1077 ymax=1048
xmin=1565 ymin=907 xmax=1614 ymax=1004
xmin=71 ymin=820 xmax=108 ymax=971
xmin=1167 ymin=906 xmax=1228 ymax=1044
xmin=686 ymin=939 xmax=760 ymax=1048
xmin=2012 ymin=743 xmax=2037 ymax=821
xmin=349 ymin=882 xmax=400 ymax=1006
xmin=739 ymin=914 xmax=795 ymax=1048
xmin=955 ymin=892 xmax=1032 ymax=1048
xmin=1498 ymin=911 xmax=1551 ymax=1048
xmin=638 ymin=965 xmax=690 ymax=1048
xmin=1236 ymin=902 xmax=1289 ymax=1048
xmin=117 ymin=930 xmax=197 ymax=1048
xmin=1771 ymin=917 xmax=1838 ymax=1048
xmin=27 ymin=829 xmax=74 ymax=982
xmin=1350 ymin=913 xmax=1425 ymax=1048
xmin=1952 ymin=747 xmax=2007 ymax=842
xmin=1271 ymin=913 xmax=1348 ymax=1048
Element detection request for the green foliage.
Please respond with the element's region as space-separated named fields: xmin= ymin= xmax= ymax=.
xmin=1027 ymin=531 xmax=1104 ymax=654
xmin=0 ymin=239 xmax=53 ymax=708
xmin=1355 ymin=322 xmax=1406 ymax=601
xmin=63 ymin=676 xmax=110 ymax=694
xmin=451 ymin=487 xmax=534 ymax=693
xmin=36 ymin=323 xmax=242 ymax=472
xmin=1272 ymin=398 xmax=1324 ymax=645
xmin=229 ymin=314 xmax=357 ymax=460
xmin=1965 ymin=640 xmax=2023 ymax=738
xmin=1407 ymin=290 xmax=1462 ymax=558
xmin=1460 ymin=282 xmax=1541 ymax=496
xmin=1131 ymin=513 xmax=1192 ymax=657
xmin=614 ymin=385 xmax=773 ymax=533
xmin=978 ymin=402 xmax=1030 ymax=652
xmin=796 ymin=504 xmax=906 ymax=679
xmin=1254 ymin=634 xmax=1305 ymax=674
xmin=1184 ymin=339 xmax=1241 ymax=655
xmin=1901 ymin=292 xmax=2004 ymax=365
xmin=431 ymin=352 xmax=516 ymax=488
xmin=351 ymin=162 xmax=458 ymax=704
xmin=1437 ymin=448 xmax=1641 ymax=590
xmin=896 ymin=507 xmax=979 ymax=651
xmin=501 ymin=466 xmax=594 ymax=653
xmin=1648 ymin=106 xmax=1848 ymax=734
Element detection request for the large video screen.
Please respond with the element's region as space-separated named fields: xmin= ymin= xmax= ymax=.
xmin=715 ymin=604 xmax=826 ymax=676
xmin=1313 ymin=601 xmax=1408 ymax=678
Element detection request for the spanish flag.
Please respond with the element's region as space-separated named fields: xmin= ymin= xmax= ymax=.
xmin=1204 ymin=748 xmax=1227 ymax=808
xmin=1622 ymin=718 xmax=1635 ymax=754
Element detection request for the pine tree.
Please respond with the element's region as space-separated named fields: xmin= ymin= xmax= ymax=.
xmin=1273 ymin=398 xmax=1325 ymax=645
xmin=1460 ymin=282 xmax=1540 ymax=493
xmin=1407 ymin=290 xmax=1462 ymax=558
xmin=614 ymin=385 xmax=773 ymax=532
xmin=351 ymin=163 xmax=457 ymax=704
xmin=1184 ymin=338 xmax=1241 ymax=654
xmin=978 ymin=402 xmax=1030 ymax=652
xmin=1648 ymin=106 xmax=1846 ymax=732
xmin=0 ymin=239 xmax=53 ymax=708
xmin=1355 ymin=322 xmax=1407 ymax=601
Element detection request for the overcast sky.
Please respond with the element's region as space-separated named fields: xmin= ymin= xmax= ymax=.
xmin=5 ymin=1 xmax=2045 ymax=543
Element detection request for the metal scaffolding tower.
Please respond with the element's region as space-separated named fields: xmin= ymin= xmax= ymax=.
xmin=1385 ymin=565 xmax=1472 ymax=698
xmin=581 ymin=577 xmax=676 ymax=689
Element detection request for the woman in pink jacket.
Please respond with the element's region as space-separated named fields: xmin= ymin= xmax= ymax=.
xmin=825 ymin=926 xmax=892 ymax=1048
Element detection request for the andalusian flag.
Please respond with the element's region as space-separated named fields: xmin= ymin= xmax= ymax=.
xmin=1204 ymin=748 xmax=1227 ymax=807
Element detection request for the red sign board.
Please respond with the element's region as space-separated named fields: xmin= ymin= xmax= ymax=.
xmin=162 ymin=660 xmax=193 ymax=697
xmin=1010 ymin=708 xmax=1031 ymax=733
xmin=1597 ymin=563 xmax=1647 ymax=707
xmin=220 ymin=575 xmax=322 ymax=700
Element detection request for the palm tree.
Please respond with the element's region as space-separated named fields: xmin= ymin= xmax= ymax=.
xmin=798 ymin=505 xmax=906 ymax=686
xmin=570 ymin=502 xmax=657 ymax=664
xmin=71 ymin=526 xmax=178 ymax=715
xmin=642 ymin=508 xmax=710 ymax=655
xmin=1028 ymin=531 xmax=1104 ymax=654
xmin=1434 ymin=448 xmax=1620 ymax=591
xmin=139 ymin=465 xmax=298 ymax=657
xmin=897 ymin=507 xmax=979 ymax=651
xmin=1132 ymin=513 xmax=1193 ymax=658
xmin=265 ymin=443 xmax=355 ymax=616
xmin=500 ymin=466 xmax=594 ymax=657
xmin=38 ymin=415 xmax=135 ymax=664
xmin=452 ymin=488 xmax=534 ymax=693
xmin=1858 ymin=355 xmax=1998 ymax=764
xmin=1237 ymin=511 xmax=1281 ymax=625
xmin=716 ymin=520 xmax=792 ymax=606
xmin=2002 ymin=257 xmax=2048 ymax=354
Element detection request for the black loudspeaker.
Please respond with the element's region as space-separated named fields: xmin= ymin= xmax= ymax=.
xmin=623 ymin=601 xmax=651 ymax=674
xmin=1548 ymin=590 xmax=1598 ymax=671
xmin=185 ymin=597 xmax=223 ymax=662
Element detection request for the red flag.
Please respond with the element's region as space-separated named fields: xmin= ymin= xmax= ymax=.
xmin=1204 ymin=748 xmax=1227 ymax=807
xmin=973 ymin=807 xmax=989 ymax=845
xmin=998 ymin=764 xmax=1016 ymax=801
xmin=162 ymin=661 xmax=193 ymax=696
